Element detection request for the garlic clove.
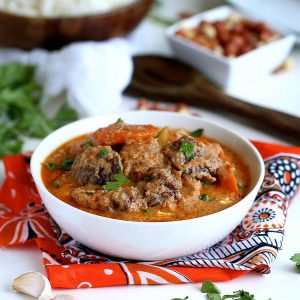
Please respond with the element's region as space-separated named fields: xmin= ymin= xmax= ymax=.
xmin=54 ymin=295 xmax=76 ymax=300
xmin=12 ymin=271 xmax=54 ymax=300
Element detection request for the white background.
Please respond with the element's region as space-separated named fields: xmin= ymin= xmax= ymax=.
xmin=1 ymin=1 xmax=300 ymax=299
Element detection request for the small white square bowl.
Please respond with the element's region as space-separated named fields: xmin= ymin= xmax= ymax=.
xmin=166 ymin=6 xmax=296 ymax=89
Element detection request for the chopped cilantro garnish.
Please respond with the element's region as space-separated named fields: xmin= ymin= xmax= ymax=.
xmin=199 ymin=194 xmax=210 ymax=202
xmin=98 ymin=148 xmax=109 ymax=159
xmin=103 ymin=173 xmax=129 ymax=191
xmin=47 ymin=157 xmax=73 ymax=171
xmin=190 ymin=128 xmax=204 ymax=137
xmin=116 ymin=118 xmax=123 ymax=123
xmin=179 ymin=141 xmax=194 ymax=159
xmin=50 ymin=181 xmax=61 ymax=188
xmin=201 ymin=281 xmax=256 ymax=300
xmin=201 ymin=281 xmax=221 ymax=294
xmin=291 ymin=253 xmax=300 ymax=272
xmin=84 ymin=139 xmax=94 ymax=148
xmin=170 ymin=297 xmax=189 ymax=300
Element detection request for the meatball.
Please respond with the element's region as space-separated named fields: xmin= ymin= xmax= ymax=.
xmin=71 ymin=184 xmax=145 ymax=212
xmin=120 ymin=139 xmax=166 ymax=181
xmin=144 ymin=168 xmax=182 ymax=209
xmin=71 ymin=146 xmax=121 ymax=185
xmin=164 ymin=136 xmax=226 ymax=182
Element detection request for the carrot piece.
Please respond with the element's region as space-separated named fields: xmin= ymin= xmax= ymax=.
xmin=195 ymin=136 xmax=210 ymax=144
xmin=218 ymin=150 xmax=239 ymax=194
xmin=94 ymin=122 xmax=159 ymax=145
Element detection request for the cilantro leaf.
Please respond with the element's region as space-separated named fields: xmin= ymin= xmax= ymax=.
xmin=170 ymin=297 xmax=189 ymax=300
xmin=51 ymin=103 xmax=78 ymax=130
xmin=0 ymin=123 xmax=23 ymax=157
xmin=199 ymin=194 xmax=210 ymax=202
xmin=0 ymin=62 xmax=78 ymax=158
xmin=201 ymin=281 xmax=221 ymax=294
xmin=201 ymin=281 xmax=256 ymax=300
xmin=98 ymin=148 xmax=109 ymax=159
xmin=103 ymin=173 xmax=129 ymax=191
xmin=222 ymin=290 xmax=255 ymax=300
xmin=179 ymin=141 xmax=195 ymax=159
xmin=47 ymin=157 xmax=74 ymax=170
xmin=191 ymin=128 xmax=204 ymax=137
xmin=0 ymin=63 xmax=35 ymax=90
xmin=84 ymin=139 xmax=94 ymax=148
xmin=291 ymin=253 xmax=300 ymax=272
xmin=208 ymin=294 xmax=222 ymax=300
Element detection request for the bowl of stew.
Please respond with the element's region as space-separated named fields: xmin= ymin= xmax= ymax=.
xmin=30 ymin=111 xmax=264 ymax=260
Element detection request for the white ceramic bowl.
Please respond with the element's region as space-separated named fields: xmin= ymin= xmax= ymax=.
xmin=30 ymin=111 xmax=264 ymax=260
xmin=166 ymin=6 xmax=296 ymax=89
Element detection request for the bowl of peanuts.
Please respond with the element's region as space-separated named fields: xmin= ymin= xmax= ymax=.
xmin=166 ymin=5 xmax=296 ymax=88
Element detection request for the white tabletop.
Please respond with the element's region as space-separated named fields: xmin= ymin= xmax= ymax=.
xmin=1 ymin=1 xmax=300 ymax=299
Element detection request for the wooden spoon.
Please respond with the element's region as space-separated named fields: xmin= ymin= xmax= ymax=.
xmin=125 ymin=55 xmax=300 ymax=145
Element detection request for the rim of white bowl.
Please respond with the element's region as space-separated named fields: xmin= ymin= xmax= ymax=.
xmin=30 ymin=110 xmax=265 ymax=226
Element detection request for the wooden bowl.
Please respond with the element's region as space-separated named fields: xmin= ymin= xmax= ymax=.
xmin=0 ymin=0 xmax=153 ymax=50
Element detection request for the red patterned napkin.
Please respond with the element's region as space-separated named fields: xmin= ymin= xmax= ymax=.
xmin=0 ymin=141 xmax=300 ymax=288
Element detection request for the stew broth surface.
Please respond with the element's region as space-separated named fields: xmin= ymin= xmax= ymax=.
xmin=42 ymin=122 xmax=250 ymax=222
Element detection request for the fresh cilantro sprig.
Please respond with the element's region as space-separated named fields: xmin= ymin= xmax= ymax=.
xmin=98 ymin=148 xmax=109 ymax=159
xmin=103 ymin=173 xmax=130 ymax=191
xmin=179 ymin=141 xmax=195 ymax=159
xmin=201 ymin=281 xmax=256 ymax=300
xmin=0 ymin=62 xmax=78 ymax=158
xmin=190 ymin=128 xmax=204 ymax=137
xmin=0 ymin=123 xmax=23 ymax=156
xmin=199 ymin=194 xmax=210 ymax=202
xmin=170 ymin=297 xmax=189 ymax=300
xmin=291 ymin=253 xmax=300 ymax=272
xmin=47 ymin=157 xmax=74 ymax=171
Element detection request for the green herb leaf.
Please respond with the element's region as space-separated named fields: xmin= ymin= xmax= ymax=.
xmin=179 ymin=141 xmax=195 ymax=159
xmin=47 ymin=157 xmax=73 ymax=171
xmin=201 ymin=281 xmax=221 ymax=294
xmin=170 ymin=297 xmax=189 ymax=300
xmin=50 ymin=181 xmax=61 ymax=188
xmin=0 ymin=123 xmax=23 ymax=157
xmin=84 ymin=139 xmax=94 ymax=148
xmin=51 ymin=103 xmax=78 ymax=130
xmin=0 ymin=63 xmax=35 ymax=90
xmin=103 ymin=173 xmax=129 ymax=191
xmin=208 ymin=294 xmax=222 ymax=300
xmin=191 ymin=128 xmax=204 ymax=137
xmin=98 ymin=148 xmax=109 ymax=159
xmin=291 ymin=253 xmax=300 ymax=272
xmin=0 ymin=62 xmax=78 ymax=158
xmin=222 ymin=290 xmax=255 ymax=300
xmin=199 ymin=194 xmax=210 ymax=202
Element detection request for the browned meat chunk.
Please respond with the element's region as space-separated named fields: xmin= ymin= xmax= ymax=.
xmin=120 ymin=139 xmax=166 ymax=181
xmin=71 ymin=146 xmax=121 ymax=185
xmin=144 ymin=168 xmax=182 ymax=210
xmin=164 ymin=136 xmax=226 ymax=182
xmin=71 ymin=184 xmax=145 ymax=212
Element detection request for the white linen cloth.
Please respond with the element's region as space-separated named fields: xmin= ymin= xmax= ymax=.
xmin=0 ymin=39 xmax=133 ymax=117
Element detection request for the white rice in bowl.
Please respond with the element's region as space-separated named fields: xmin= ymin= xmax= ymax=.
xmin=0 ymin=0 xmax=138 ymax=17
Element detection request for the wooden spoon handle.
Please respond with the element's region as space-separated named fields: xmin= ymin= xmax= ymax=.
xmin=125 ymin=55 xmax=300 ymax=144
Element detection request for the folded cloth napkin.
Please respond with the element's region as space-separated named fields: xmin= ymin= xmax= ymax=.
xmin=0 ymin=142 xmax=299 ymax=288
xmin=0 ymin=39 xmax=132 ymax=117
